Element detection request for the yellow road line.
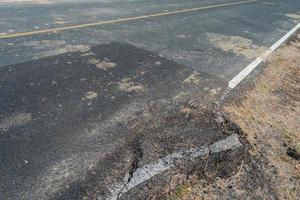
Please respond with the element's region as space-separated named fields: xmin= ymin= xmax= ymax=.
xmin=0 ymin=0 xmax=259 ymax=39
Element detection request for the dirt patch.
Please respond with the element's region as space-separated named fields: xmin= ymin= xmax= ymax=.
xmin=285 ymin=13 xmax=300 ymax=22
xmin=206 ymin=32 xmax=267 ymax=59
xmin=175 ymin=32 xmax=300 ymax=199
xmin=117 ymin=78 xmax=144 ymax=93
xmin=23 ymin=40 xmax=91 ymax=58
xmin=84 ymin=91 xmax=98 ymax=100
xmin=41 ymin=45 xmax=91 ymax=57
xmin=24 ymin=40 xmax=67 ymax=47
xmin=88 ymin=58 xmax=117 ymax=70
xmin=0 ymin=112 xmax=32 ymax=132
xmin=53 ymin=17 xmax=66 ymax=25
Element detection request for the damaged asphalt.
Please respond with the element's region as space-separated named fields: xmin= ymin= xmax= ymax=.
xmin=0 ymin=42 xmax=233 ymax=199
xmin=0 ymin=0 xmax=300 ymax=199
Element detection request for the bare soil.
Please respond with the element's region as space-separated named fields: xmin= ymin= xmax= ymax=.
xmin=167 ymin=33 xmax=300 ymax=200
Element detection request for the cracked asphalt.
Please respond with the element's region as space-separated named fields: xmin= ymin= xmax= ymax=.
xmin=0 ymin=0 xmax=299 ymax=199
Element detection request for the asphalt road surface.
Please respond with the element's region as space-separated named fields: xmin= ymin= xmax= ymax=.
xmin=0 ymin=0 xmax=299 ymax=199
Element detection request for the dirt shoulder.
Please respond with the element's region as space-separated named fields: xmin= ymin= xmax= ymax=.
xmin=167 ymin=32 xmax=300 ymax=200
xmin=223 ymin=32 xmax=300 ymax=199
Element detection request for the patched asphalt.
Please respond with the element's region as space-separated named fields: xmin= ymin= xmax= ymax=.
xmin=0 ymin=0 xmax=300 ymax=199
xmin=1 ymin=42 xmax=227 ymax=199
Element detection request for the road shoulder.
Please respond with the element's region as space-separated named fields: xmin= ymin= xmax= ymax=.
xmin=173 ymin=31 xmax=300 ymax=200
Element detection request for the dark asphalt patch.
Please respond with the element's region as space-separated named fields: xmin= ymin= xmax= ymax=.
xmin=0 ymin=42 xmax=245 ymax=200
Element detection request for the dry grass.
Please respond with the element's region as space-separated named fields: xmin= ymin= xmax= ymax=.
xmin=179 ymin=33 xmax=300 ymax=200
xmin=224 ymin=33 xmax=300 ymax=200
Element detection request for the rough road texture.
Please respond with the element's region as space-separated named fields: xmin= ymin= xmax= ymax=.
xmin=170 ymin=32 xmax=300 ymax=200
xmin=0 ymin=42 xmax=248 ymax=200
xmin=1 ymin=1 xmax=300 ymax=199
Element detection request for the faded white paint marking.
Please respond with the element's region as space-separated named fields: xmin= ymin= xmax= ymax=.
xmin=183 ymin=72 xmax=200 ymax=85
xmin=100 ymin=134 xmax=242 ymax=200
xmin=228 ymin=23 xmax=300 ymax=89
xmin=210 ymin=134 xmax=241 ymax=153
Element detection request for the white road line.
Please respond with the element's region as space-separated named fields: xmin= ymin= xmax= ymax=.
xmin=228 ymin=23 xmax=300 ymax=89
xmin=99 ymin=134 xmax=242 ymax=200
xmin=0 ymin=0 xmax=259 ymax=39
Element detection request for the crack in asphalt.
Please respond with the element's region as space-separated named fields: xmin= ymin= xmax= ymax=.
xmin=116 ymin=139 xmax=143 ymax=200
xmin=100 ymin=134 xmax=242 ymax=200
